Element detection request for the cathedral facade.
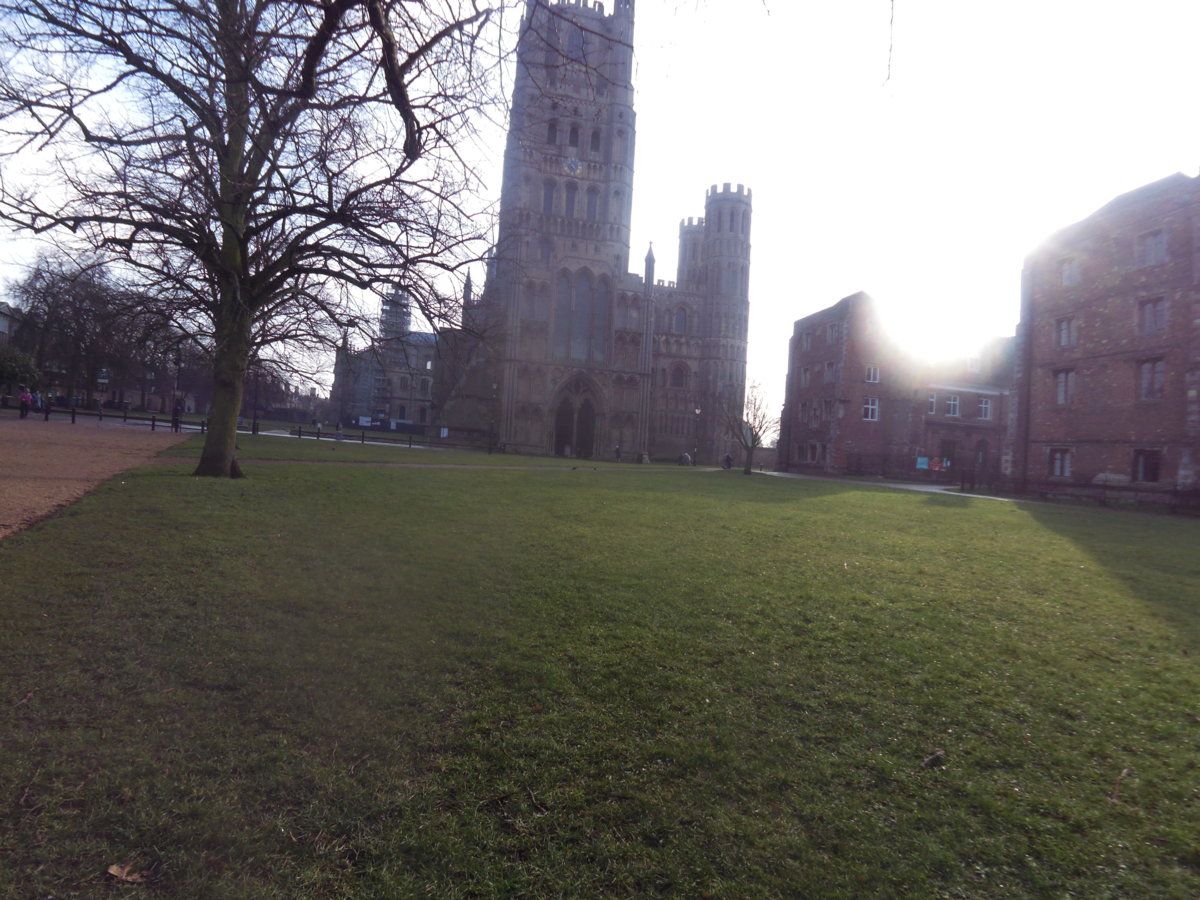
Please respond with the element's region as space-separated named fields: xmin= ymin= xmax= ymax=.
xmin=469 ymin=0 xmax=751 ymax=462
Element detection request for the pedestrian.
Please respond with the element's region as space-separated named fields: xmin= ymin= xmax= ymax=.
xmin=18 ymin=385 xmax=32 ymax=419
xmin=614 ymin=442 xmax=622 ymax=462
xmin=723 ymin=453 xmax=733 ymax=470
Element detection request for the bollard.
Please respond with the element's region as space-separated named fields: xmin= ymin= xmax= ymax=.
xmin=361 ymin=431 xmax=365 ymax=444
xmin=98 ymin=407 xmax=103 ymax=422
xmin=408 ymin=435 xmax=412 ymax=449
xmin=123 ymin=407 xmax=128 ymax=423
xmin=297 ymin=425 xmax=302 ymax=439
xmin=44 ymin=405 xmax=50 ymax=422
xmin=71 ymin=407 xmax=76 ymax=424
xmin=151 ymin=415 xmax=156 ymax=431
xmin=201 ymin=419 xmax=206 ymax=434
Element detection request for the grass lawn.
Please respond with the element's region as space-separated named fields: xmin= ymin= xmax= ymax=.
xmin=1 ymin=456 xmax=1197 ymax=896
xmin=163 ymin=432 xmax=637 ymax=467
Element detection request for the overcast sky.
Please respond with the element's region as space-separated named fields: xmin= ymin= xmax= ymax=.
xmin=4 ymin=0 xmax=1200 ymax=413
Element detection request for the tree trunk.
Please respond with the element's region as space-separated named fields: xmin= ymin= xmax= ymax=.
xmin=743 ymin=445 xmax=755 ymax=475
xmin=194 ymin=311 xmax=252 ymax=477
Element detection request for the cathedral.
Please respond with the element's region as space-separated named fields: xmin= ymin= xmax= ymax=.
xmin=460 ymin=0 xmax=752 ymax=462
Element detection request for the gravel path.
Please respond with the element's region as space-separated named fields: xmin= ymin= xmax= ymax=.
xmin=0 ymin=416 xmax=189 ymax=540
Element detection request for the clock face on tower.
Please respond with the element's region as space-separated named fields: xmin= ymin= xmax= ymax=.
xmin=564 ymin=157 xmax=582 ymax=176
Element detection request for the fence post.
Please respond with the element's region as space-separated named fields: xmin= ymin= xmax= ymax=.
xmin=297 ymin=425 xmax=302 ymax=439
xmin=44 ymin=404 xmax=50 ymax=422
xmin=151 ymin=415 xmax=156 ymax=431
xmin=71 ymin=407 xmax=76 ymax=424
xmin=408 ymin=435 xmax=412 ymax=449
xmin=361 ymin=431 xmax=365 ymax=444
xmin=98 ymin=406 xmax=103 ymax=422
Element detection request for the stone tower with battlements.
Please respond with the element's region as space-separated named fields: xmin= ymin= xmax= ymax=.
xmin=467 ymin=0 xmax=751 ymax=463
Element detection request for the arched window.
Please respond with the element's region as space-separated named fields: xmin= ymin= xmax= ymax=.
xmin=565 ymin=182 xmax=578 ymax=218
xmin=590 ymin=129 xmax=601 ymax=154
xmin=547 ymin=119 xmax=558 ymax=145
xmin=673 ymin=307 xmax=687 ymax=335
xmin=611 ymin=191 xmax=623 ymax=224
xmin=398 ymin=375 xmax=410 ymax=392
xmin=553 ymin=272 xmax=571 ymax=358
xmin=585 ymin=187 xmax=599 ymax=222
xmin=397 ymin=405 xmax=407 ymax=420
xmin=568 ymin=124 xmax=580 ymax=148
xmin=571 ymin=270 xmax=593 ymax=360
xmin=420 ymin=378 xmax=431 ymax=397
xmin=670 ymin=365 xmax=688 ymax=389
xmin=539 ymin=237 xmax=553 ymax=264
xmin=592 ymin=278 xmax=611 ymax=361
xmin=542 ymin=179 xmax=556 ymax=215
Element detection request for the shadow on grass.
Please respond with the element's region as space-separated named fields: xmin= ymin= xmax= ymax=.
xmin=1021 ymin=498 xmax=1200 ymax=647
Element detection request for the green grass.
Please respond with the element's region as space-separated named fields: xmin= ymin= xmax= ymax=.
xmin=163 ymin=432 xmax=638 ymax=467
xmin=1 ymin=459 xmax=1198 ymax=896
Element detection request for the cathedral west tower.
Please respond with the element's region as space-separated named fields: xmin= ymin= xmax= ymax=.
xmin=472 ymin=0 xmax=752 ymax=463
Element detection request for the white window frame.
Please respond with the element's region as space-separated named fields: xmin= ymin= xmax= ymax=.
xmin=1050 ymin=448 xmax=1072 ymax=478
xmin=978 ymin=398 xmax=992 ymax=420
xmin=945 ymin=394 xmax=960 ymax=417
xmin=927 ymin=392 xmax=937 ymax=415
xmin=865 ymin=365 xmax=880 ymax=384
xmin=1055 ymin=369 xmax=1075 ymax=406
xmin=862 ymin=397 xmax=880 ymax=421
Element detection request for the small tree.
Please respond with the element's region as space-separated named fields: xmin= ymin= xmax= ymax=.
xmin=0 ymin=343 xmax=39 ymax=392
xmin=720 ymin=382 xmax=778 ymax=475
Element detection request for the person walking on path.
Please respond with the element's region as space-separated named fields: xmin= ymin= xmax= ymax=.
xmin=18 ymin=385 xmax=32 ymax=419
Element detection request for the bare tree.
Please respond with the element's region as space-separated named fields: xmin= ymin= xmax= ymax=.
xmin=720 ymin=382 xmax=778 ymax=475
xmin=0 ymin=0 xmax=505 ymax=475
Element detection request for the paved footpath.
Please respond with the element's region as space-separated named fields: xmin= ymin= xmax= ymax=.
xmin=0 ymin=415 xmax=189 ymax=540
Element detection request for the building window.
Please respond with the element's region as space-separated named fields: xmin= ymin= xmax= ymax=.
xmin=568 ymin=124 xmax=580 ymax=148
xmin=1055 ymin=316 xmax=1078 ymax=348
xmin=590 ymin=129 xmax=601 ymax=154
xmin=799 ymin=367 xmax=810 ymax=388
xmin=1054 ymin=369 xmax=1075 ymax=406
xmin=865 ymin=365 xmax=880 ymax=383
xmin=927 ymin=392 xmax=937 ymax=415
xmin=1049 ymin=448 xmax=1072 ymax=478
xmin=673 ymin=307 xmax=687 ymax=335
xmin=670 ymin=365 xmax=688 ymax=389
xmin=565 ymin=182 xmax=578 ymax=218
xmin=542 ymin=180 xmax=556 ymax=215
xmin=552 ymin=269 xmax=611 ymax=363
xmin=420 ymin=378 xmax=431 ymax=397
xmin=1135 ymin=229 xmax=1168 ymax=267
xmin=585 ymin=187 xmax=599 ymax=222
xmin=397 ymin=405 xmax=407 ymax=420
xmin=862 ymin=397 xmax=880 ymax=421
xmin=547 ymin=119 xmax=558 ymax=145
xmin=801 ymin=331 xmax=812 ymax=352
xmin=1060 ymin=257 xmax=1080 ymax=286
xmin=978 ymin=398 xmax=992 ymax=420
xmin=823 ymin=361 xmax=836 ymax=383
xmin=805 ymin=441 xmax=826 ymax=463
xmin=1132 ymin=450 xmax=1161 ymax=483
xmin=826 ymin=322 xmax=839 ymax=343
xmin=945 ymin=394 xmax=960 ymax=417
xmin=1138 ymin=358 xmax=1165 ymax=400
xmin=1138 ymin=297 xmax=1167 ymax=335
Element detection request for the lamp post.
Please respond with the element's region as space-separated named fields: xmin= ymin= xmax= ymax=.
xmin=694 ymin=405 xmax=702 ymax=465
xmin=252 ymin=365 xmax=261 ymax=435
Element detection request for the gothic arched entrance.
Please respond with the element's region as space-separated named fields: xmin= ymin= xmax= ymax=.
xmin=550 ymin=375 xmax=601 ymax=458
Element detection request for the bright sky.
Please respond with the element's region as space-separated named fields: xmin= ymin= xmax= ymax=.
xmin=609 ymin=0 xmax=1200 ymax=412
xmin=4 ymin=0 xmax=1200 ymax=413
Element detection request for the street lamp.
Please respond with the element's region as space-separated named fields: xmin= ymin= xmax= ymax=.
xmin=694 ymin=406 xmax=702 ymax=464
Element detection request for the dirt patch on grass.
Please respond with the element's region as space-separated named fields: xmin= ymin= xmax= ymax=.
xmin=0 ymin=416 xmax=189 ymax=540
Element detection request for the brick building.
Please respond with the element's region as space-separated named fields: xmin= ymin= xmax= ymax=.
xmin=777 ymin=292 xmax=1014 ymax=484
xmin=1011 ymin=173 xmax=1200 ymax=496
